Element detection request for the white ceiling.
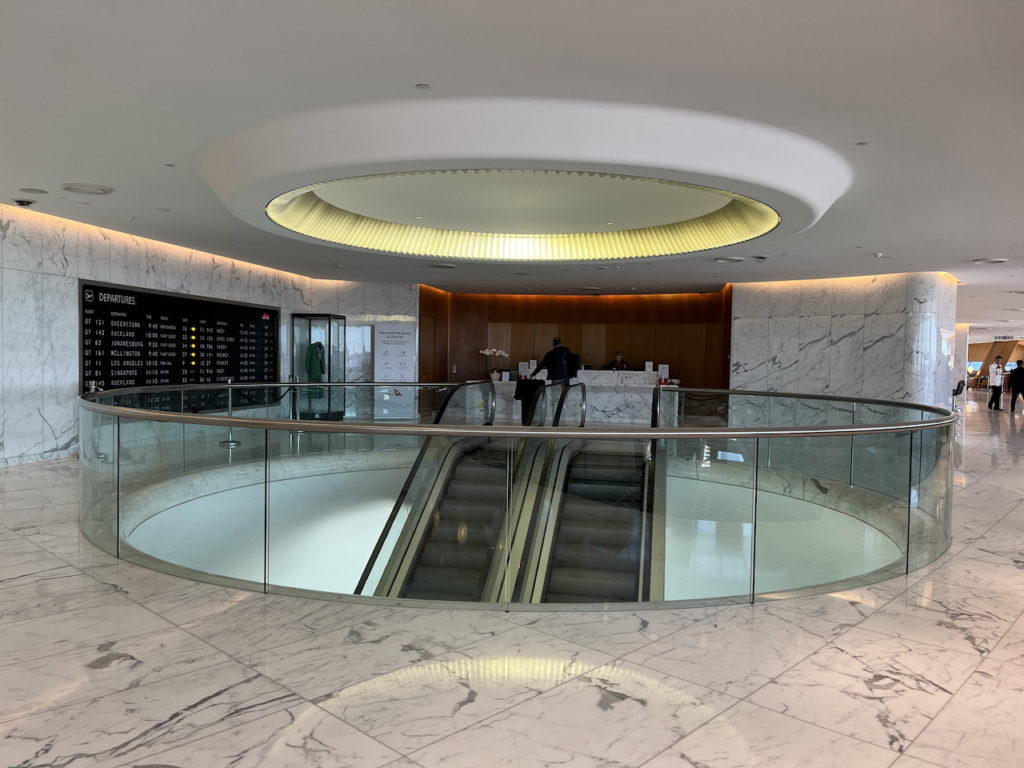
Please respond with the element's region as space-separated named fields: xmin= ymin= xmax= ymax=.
xmin=2 ymin=1 xmax=1023 ymax=340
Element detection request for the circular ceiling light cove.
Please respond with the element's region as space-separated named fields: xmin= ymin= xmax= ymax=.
xmin=267 ymin=169 xmax=779 ymax=262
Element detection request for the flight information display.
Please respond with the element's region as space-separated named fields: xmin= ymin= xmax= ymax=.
xmin=80 ymin=283 xmax=278 ymax=392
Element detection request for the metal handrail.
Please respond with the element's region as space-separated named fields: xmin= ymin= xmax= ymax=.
xmin=79 ymin=383 xmax=955 ymax=439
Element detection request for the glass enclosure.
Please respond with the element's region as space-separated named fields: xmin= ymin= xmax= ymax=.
xmin=292 ymin=313 xmax=346 ymax=420
xmin=80 ymin=384 xmax=955 ymax=610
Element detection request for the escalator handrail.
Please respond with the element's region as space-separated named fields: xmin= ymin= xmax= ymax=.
xmin=353 ymin=380 xmax=486 ymax=595
xmin=553 ymin=382 xmax=587 ymax=427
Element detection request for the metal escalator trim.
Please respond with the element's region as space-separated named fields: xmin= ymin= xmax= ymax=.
xmin=648 ymin=439 xmax=668 ymax=602
xmin=636 ymin=440 xmax=656 ymax=602
xmin=480 ymin=437 xmax=550 ymax=603
xmin=525 ymin=439 xmax=584 ymax=603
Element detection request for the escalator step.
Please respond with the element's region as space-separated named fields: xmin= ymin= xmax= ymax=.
xmin=446 ymin=482 xmax=507 ymax=501
xmin=569 ymin=466 xmax=643 ymax=483
xmin=561 ymin=499 xmax=639 ymax=524
xmin=547 ymin=567 xmax=636 ymax=600
xmin=454 ymin=465 xmax=507 ymax=483
xmin=565 ymin=481 xmax=643 ymax=503
xmin=438 ymin=498 xmax=504 ymax=520
xmin=419 ymin=542 xmax=491 ymax=569
xmin=557 ymin=520 xmax=638 ymax=546
xmin=552 ymin=542 xmax=638 ymax=572
xmin=429 ymin=522 xmax=497 ymax=546
xmin=406 ymin=565 xmax=482 ymax=597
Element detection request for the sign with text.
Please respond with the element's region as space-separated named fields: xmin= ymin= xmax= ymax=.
xmin=373 ymin=323 xmax=417 ymax=419
xmin=80 ymin=282 xmax=278 ymax=394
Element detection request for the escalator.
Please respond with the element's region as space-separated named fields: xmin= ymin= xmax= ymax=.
xmin=361 ymin=380 xmax=553 ymax=602
xmin=399 ymin=442 xmax=509 ymax=600
xmin=542 ymin=442 xmax=648 ymax=602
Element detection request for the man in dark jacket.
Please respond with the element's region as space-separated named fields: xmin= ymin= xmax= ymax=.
xmin=1009 ymin=360 xmax=1024 ymax=413
xmin=532 ymin=337 xmax=570 ymax=385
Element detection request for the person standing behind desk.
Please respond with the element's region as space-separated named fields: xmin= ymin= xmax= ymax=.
xmin=605 ymin=350 xmax=629 ymax=370
xmin=1008 ymin=360 xmax=1024 ymax=414
xmin=988 ymin=355 xmax=1005 ymax=411
xmin=532 ymin=336 xmax=570 ymax=385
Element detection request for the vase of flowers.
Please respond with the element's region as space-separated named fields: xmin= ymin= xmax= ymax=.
xmin=478 ymin=347 xmax=509 ymax=380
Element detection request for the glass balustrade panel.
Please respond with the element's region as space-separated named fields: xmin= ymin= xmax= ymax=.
xmin=658 ymin=436 xmax=755 ymax=603
xmin=79 ymin=408 xmax=119 ymax=555
xmin=118 ymin=417 xmax=268 ymax=587
xmin=909 ymin=424 xmax=953 ymax=570
xmin=754 ymin=432 xmax=907 ymax=600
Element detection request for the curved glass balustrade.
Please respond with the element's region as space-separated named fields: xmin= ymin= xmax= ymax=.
xmin=79 ymin=382 xmax=954 ymax=610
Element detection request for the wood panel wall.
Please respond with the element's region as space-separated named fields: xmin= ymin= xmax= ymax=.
xmin=418 ymin=286 xmax=731 ymax=387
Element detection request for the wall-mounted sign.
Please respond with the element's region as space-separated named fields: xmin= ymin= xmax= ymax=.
xmin=80 ymin=282 xmax=278 ymax=393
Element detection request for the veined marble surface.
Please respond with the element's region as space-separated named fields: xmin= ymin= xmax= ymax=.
xmin=1 ymin=389 xmax=1024 ymax=766
xmin=0 ymin=203 xmax=417 ymax=465
xmin=731 ymin=273 xmax=957 ymax=408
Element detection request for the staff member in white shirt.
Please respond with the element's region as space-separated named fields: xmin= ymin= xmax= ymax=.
xmin=988 ymin=355 xmax=1005 ymax=411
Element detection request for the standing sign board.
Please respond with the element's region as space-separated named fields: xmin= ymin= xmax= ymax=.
xmin=373 ymin=323 xmax=417 ymax=420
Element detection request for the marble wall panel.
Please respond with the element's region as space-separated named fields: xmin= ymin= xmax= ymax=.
xmin=77 ymin=225 xmax=111 ymax=283
xmin=831 ymin=278 xmax=865 ymax=316
xmin=732 ymin=273 xmax=955 ymax=408
xmin=0 ymin=205 xmax=417 ymax=464
xmin=797 ymin=315 xmax=831 ymax=394
xmin=865 ymin=273 xmax=908 ymax=315
xmin=828 ymin=314 xmax=865 ymax=398
xmin=2 ymin=269 xmax=45 ymax=459
xmin=766 ymin=316 xmax=801 ymax=392
xmin=731 ymin=282 xmax=771 ymax=318
xmin=800 ymin=282 xmax=832 ymax=317
xmin=862 ymin=313 xmax=907 ymax=400
xmin=730 ymin=318 xmax=769 ymax=391
xmin=769 ymin=281 xmax=801 ymax=318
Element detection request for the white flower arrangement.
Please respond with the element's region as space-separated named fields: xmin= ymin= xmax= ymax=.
xmin=479 ymin=347 xmax=509 ymax=373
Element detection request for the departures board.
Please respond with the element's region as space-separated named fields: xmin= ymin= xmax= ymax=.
xmin=80 ymin=282 xmax=278 ymax=393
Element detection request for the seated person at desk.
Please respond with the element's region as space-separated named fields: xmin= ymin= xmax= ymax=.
xmin=532 ymin=336 xmax=571 ymax=384
xmin=605 ymin=350 xmax=629 ymax=370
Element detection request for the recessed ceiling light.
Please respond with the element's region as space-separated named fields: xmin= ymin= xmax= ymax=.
xmin=580 ymin=286 xmax=601 ymax=291
xmin=74 ymin=201 xmax=89 ymax=206
xmin=334 ymin=262 xmax=344 ymax=269
xmin=59 ymin=182 xmax=113 ymax=195
xmin=1006 ymin=290 xmax=1024 ymax=295
xmin=18 ymin=187 xmax=48 ymax=195
xmin=855 ymin=141 xmax=868 ymax=146
xmin=873 ymin=252 xmax=887 ymax=258
xmin=415 ymin=83 xmax=431 ymax=90
xmin=164 ymin=163 xmax=176 ymax=168
xmin=714 ymin=256 xmax=745 ymax=263
xmin=155 ymin=207 xmax=171 ymax=212
xmin=973 ymin=258 xmax=1008 ymax=264
xmin=430 ymin=263 xmax=457 ymax=269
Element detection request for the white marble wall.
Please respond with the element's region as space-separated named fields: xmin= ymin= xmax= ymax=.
xmin=731 ymin=273 xmax=957 ymax=408
xmin=0 ymin=204 xmax=418 ymax=464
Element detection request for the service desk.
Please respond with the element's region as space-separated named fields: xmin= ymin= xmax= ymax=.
xmin=491 ymin=370 xmax=660 ymax=425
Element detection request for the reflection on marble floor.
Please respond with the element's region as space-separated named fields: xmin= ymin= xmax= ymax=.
xmin=2 ymin=390 xmax=1024 ymax=766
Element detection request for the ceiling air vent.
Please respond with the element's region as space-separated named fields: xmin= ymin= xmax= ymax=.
xmin=993 ymin=335 xmax=1015 ymax=340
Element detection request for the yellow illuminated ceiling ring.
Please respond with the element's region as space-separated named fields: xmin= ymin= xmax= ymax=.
xmin=266 ymin=170 xmax=780 ymax=262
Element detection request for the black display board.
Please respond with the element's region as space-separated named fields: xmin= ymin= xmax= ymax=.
xmin=80 ymin=282 xmax=278 ymax=394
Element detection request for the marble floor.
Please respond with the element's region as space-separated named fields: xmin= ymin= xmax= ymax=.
xmin=2 ymin=390 xmax=1024 ymax=767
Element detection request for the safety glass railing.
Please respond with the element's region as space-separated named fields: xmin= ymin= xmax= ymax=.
xmin=79 ymin=383 xmax=954 ymax=610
